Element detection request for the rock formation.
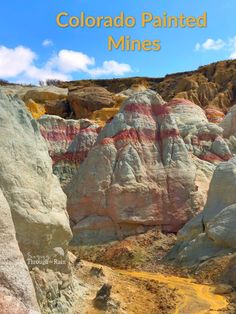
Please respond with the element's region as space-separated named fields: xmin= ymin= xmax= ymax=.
xmin=66 ymin=90 xmax=216 ymax=245
xmin=23 ymin=86 xmax=68 ymax=104
xmin=167 ymin=98 xmax=232 ymax=164
xmin=39 ymin=115 xmax=100 ymax=187
xmin=166 ymin=157 xmax=236 ymax=266
xmin=26 ymin=99 xmax=46 ymax=119
xmin=58 ymin=60 xmax=236 ymax=114
xmin=220 ymin=104 xmax=236 ymax=138
xmin=0 ymin=189 xmax=40 ymax=314
xmin=68 ymin=86 xmax=115 ymax=119
xmin=205 ymin=108 xmax=225 ymax=124
xmin=0 ymin=92 xmax=72 ymax=271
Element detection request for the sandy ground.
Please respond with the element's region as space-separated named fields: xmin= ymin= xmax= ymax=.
xmin=118 ymin=270 xmax=228 ymax=314
xmin=69 ymin=257 xmax=231 ymax=314
xmin=69 ymin=230 xmax=236 ymax=313
xmin=72 ymin=259 xmax=178 ymax=314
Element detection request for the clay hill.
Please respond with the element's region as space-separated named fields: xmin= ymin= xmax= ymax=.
xmin=60 ymin=59 xmax=236 ymax=113
xmin=1 ymin=59 xmax=236 ymax=314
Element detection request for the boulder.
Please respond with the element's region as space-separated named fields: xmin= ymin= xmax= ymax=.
xmin=166 ymin=99 xmax=232 ymax=164
xmin=68 ymin=86 xmax=115 ymax=119
xmin=44 ymin=100 xmax=70 ymax=118
xmin=220 ymin=104 xmax=236 ymax=138
xmin=116 ymin=84 xmax=148 ymax=98
xmin=0 ymin=189 xmax=40 ymax=313
xmin=23 ymin=86 xmax=68 ymax=103
xmin=66 ymin=90 xmax=214 ymax=245
xmin=39 ymin=115 xmax=100 ymax=187
xmin=0 ymin=92 xmax=72 ymax=271
xmin=166 ymin=157 xmax=236 ymax=266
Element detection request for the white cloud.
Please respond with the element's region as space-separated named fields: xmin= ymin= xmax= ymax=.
xmin=195 ymin=36 xmax=236 ymax=60
xmin=87 ymin=60 xmax=132 ymax=77
xmin=0 ymin=46 xmax=36 ymax=78
xmin=195 ymin=38 xmax=225 ymax=51
xmin=42 ymin=39 xmax=53 ymax=47
xmin=195 ymin=43 xmax=201 ymax=51
xmin=230 ymin=51 xmax=236 ymax=59
xmin=202 ymin=39 xmax=225 ymax=50
xmin=23 ymin=66 xmax=70 ymax=83
xmin=0 ymin=45 xmax=132 ymax=84
xmin=229 ymin=36 xmax=236 ymax=59
xmin=49 ymin=49 xmax=95 ymax=73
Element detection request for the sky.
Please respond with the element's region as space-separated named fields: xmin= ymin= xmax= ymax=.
xmin=0 ymin=0 xmax=235 ymax=84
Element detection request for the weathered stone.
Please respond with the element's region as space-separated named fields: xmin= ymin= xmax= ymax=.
xmin=0 ymin=92 xmax=72 ymax=271
xmin=0 ymin=189 xmax=40 ymax=313
xmin=205 ymin=108 xmax=225 ymax=124
xmin=39 ymin=115 xmax=100 ymax=187
xmin=220 ymin=104 xmax=236 ymax=138
xmin=26 ymin=99 xmax=45 ymax=119
xmin=66 ymin=90 xmax=214 ymax=245
xmin=23 ymin=86 xmax=67 ymax=103
xmin=68 ymin=86 xmax=115 ymax=119
xmin=94 ymin=284 xmax=112 ymax=310
xmin=165 ymin=99 xmax=232 ymax=164
xmin=166 ymin=157 xmax=236 ymax=266
xmin=44 ymin=100 xmax=70 ymax=118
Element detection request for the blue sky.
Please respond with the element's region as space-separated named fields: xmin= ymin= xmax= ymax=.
xmin=0 ymin=0 xmax=235 ymax=83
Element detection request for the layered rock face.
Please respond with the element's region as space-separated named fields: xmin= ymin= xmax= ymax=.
xmin=205 ymin=108 xmax=225 ymax=124
xmin=166 ymin=157 xmax=236 ymax=266
xmin=0 ymin=85 xmax=69 ymax=119
xmin=23 ymin=86 xmax=69 ymax=119
xmin=68 ymin=86 xmax=115 ymax=119
xmin=39 ymin=115 xmax=100 ymax=187
xmin=66 ymin=90 xmax=216 ymax=245
xmin=167 ymin=98 xmax=232 ymax=164
xmin=59 ymin=60 xmax=236 ymax=113
xmin=0 ymin=92 xmax=72 ymax=270
xmin=0 ymin=189 xmax=40 ymax=314
xmin=153 ymin=60 xmax=236 ymax=112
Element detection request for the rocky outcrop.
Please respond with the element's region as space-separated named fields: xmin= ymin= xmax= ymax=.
xmin=26 ymin=99 xmax=46 ymax=119
xmin=89 ymin=86 xmax=148 ymax=127
xmin=220 ymin=104 xmax=236 ymax=138
xmin=44 ymin=100 xmax=70 ymax=118
xmin=166 ymin=157 xmax=236 ymax=266
xmin=66 ymin=90 xmax=216 ymax=245
xmin=39 ymin=115 xmax=100 ymax=187
xmin=68 ymin=86 xmax=115 ymax=119
xmin=23 ymin=86 xmax=68 ymax=104
xmin=90 ymin=107 xmax=120 ymax=127
xmin=0 ymin=189 xmax=40 ymax=314
xmin=24 ymin=87 xmax=68 ymax=119
xmin=205 ymin=108 xmax=225 ymax=124
xmin=58 ymin=60 xmax=236 ymax=114
xmin=165 ymin=98 xmax=232 ymax=164
xmin=3 ymin=60 xmax=234 ymax=123
xmin=0 ymin=92 xmax=72 ymax=271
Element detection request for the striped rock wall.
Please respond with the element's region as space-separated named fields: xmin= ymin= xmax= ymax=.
xmin=66 ymin=90 xmax=222 ymax=245
xmin=167 ymin=98 xmax=232 ymax=163
xmin=39 ymin=115 xmax=100 ymax=187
